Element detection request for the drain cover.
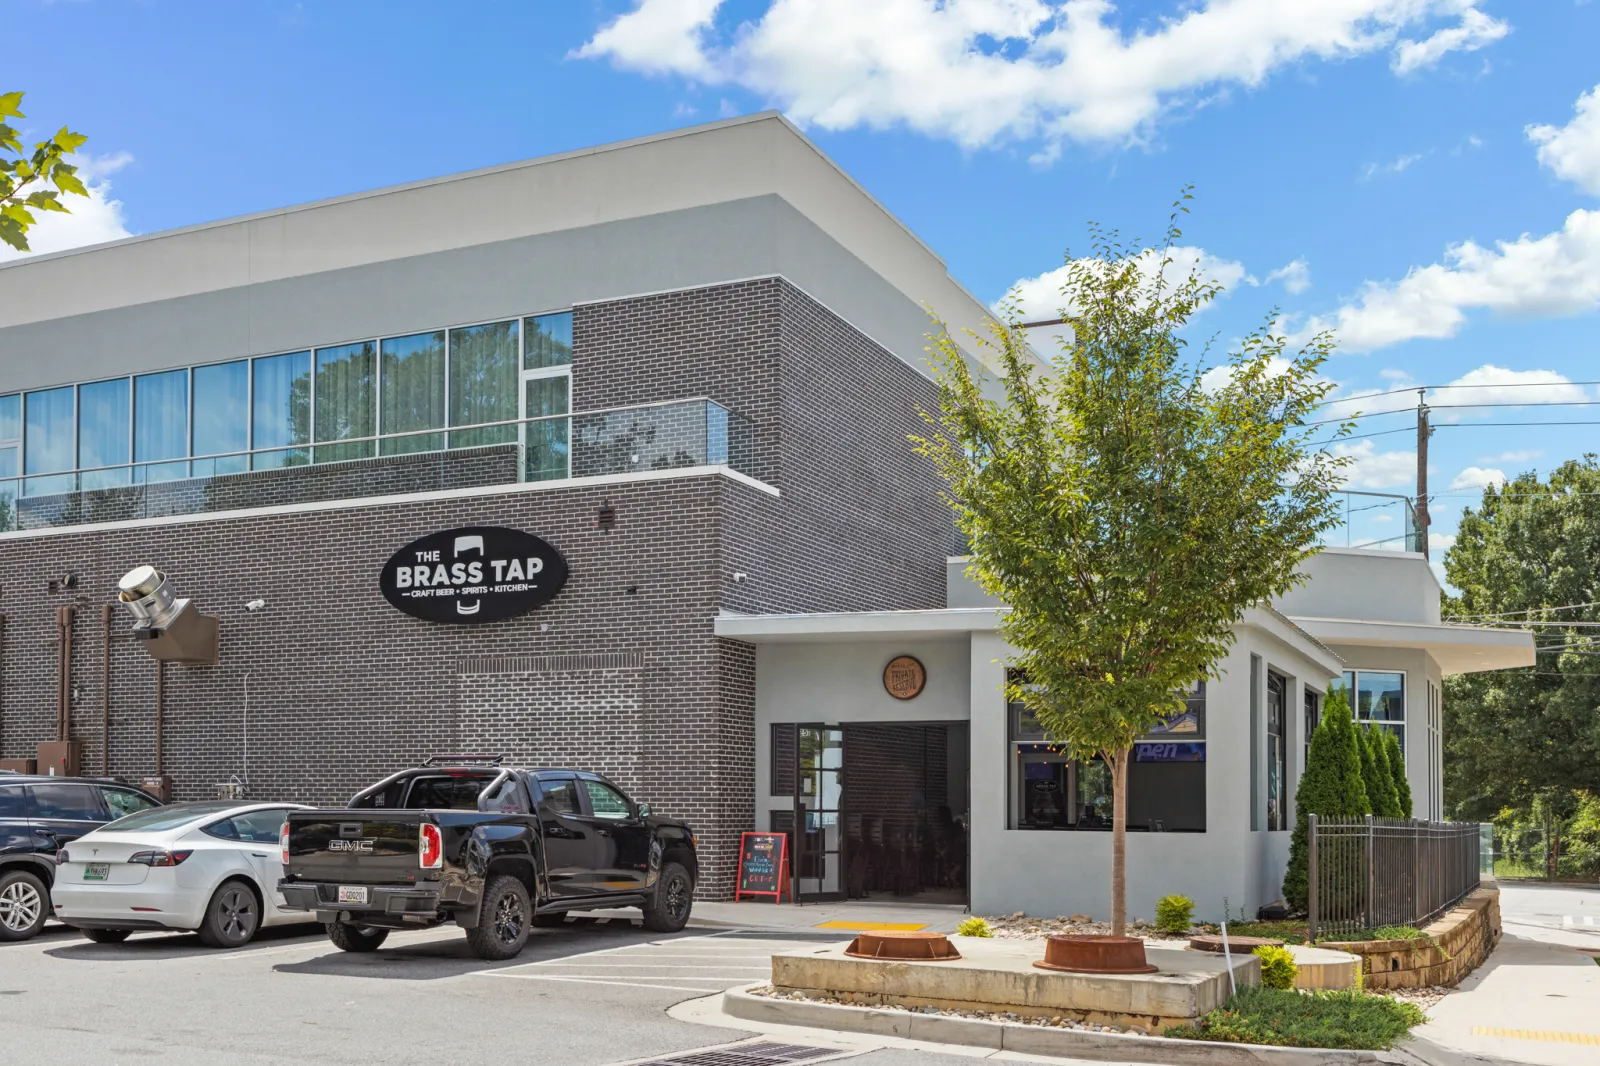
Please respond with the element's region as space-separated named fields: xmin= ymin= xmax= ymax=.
xmin=629 ymin=1040 xmax=846 ymax=1066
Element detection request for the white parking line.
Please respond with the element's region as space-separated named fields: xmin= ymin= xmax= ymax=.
xmin=478 ymin=972 xmax=734 ymax=993
xmin=1563 ymin=916 xmax=1598 ymax=930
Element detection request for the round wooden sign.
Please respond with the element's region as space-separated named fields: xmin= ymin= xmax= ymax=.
xmin=883 ymin=655 xmax=927 ymax=700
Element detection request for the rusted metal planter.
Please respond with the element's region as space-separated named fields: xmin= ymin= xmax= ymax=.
xmin=1032 ymin=934 xmax=1158 ymax=974
xmin=843 ymin=930 xmax=961 ymax=961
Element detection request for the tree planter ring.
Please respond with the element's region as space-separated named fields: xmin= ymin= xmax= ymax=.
xmin=843 ymin=931 xmax=961 ymax=960
xmin=1033 ymin=934 xmax=1158 ymax=974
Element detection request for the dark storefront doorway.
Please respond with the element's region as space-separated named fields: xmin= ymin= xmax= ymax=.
xmin=775 ymin=722 xmax=969 ymax=905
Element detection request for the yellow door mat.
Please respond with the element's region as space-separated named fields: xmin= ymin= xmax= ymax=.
xmin=813 ymin=921 xmax=929 ymax=932
xmin=1472 ymin=1027 xmax=1600 ymax=1046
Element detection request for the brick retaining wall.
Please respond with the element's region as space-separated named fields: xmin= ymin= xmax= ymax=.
xmin=1326 ymin=885 xmax=1501 ymax=989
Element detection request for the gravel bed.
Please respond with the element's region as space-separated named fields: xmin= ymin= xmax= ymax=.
xmin=981 ymin=912 xmax=1201 ymax=940
xmin=1371 ymin=985 xmax=1452 ymax=1015
xmin=747 ymin=984 xmax=1141 ymax=1033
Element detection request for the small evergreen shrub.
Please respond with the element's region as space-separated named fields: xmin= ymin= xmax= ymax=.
xmin=1383 ymin=730 xmax=1412 ymax=818
xmin=1253 ymin=944 xmax=1299 ymax=989
xmin=1283 ymin=687 xmax=1371 ymax=912
xmin=1360 ymin=726 xmax=1402 ymax=818
xmin=955 ymin=916 xmax=993 ymax=937
xmin=1155 ymin=894 xmax=1195 ymax=935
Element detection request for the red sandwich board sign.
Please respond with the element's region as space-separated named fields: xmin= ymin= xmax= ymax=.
xmin=734 ymin=831 xmax=790 ymax=903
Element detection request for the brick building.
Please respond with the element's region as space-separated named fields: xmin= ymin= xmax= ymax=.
xmin=0 ymin=113 xmax=1004 ymax=897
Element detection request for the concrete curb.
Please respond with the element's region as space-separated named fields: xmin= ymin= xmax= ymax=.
xmin=723 ymin=985 xmax=1411 ymax=1066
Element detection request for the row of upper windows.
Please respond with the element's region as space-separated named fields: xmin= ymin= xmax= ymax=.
xmin=0 ymin=311 xmax=573 ymax=495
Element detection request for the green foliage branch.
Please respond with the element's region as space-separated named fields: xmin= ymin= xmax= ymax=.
xmin=1155 ymin=893 xmax=1196 ymax=935
xmin=1253 ymin=944 xmax=1299 ymax=989
xmin=1361 ymin=726 xmax=1402 ymax=819
xmin=913 ymin=193 xmax=1349 ymax=935
xmin=0 ymin=91 xmax=89 ymax=252
xmin=1383 ymin=730 xmax=1411 ymax=818
xmin=1165 ymin=987 xmax=1424 ymax=1050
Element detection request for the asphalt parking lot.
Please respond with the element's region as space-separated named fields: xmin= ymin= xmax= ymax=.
xmin=0 ymin=918 xmax=994 ymax=1066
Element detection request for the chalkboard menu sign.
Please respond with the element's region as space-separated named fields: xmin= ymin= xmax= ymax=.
xmin=734 ymin=832 xmax=790 ymax=902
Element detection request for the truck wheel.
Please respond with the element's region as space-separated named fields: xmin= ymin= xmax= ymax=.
xmin=82 ymin=928 xmax=132 ymax=944
xmin=641 ymin=862 xmax=693 ymax=933
xmin=326 ymin=922 xmax=389 ymax=952
xmin=466 ymin=875 xmax=531 ymax=960
xmin=0 ymin=870 xmax=50 ymax=942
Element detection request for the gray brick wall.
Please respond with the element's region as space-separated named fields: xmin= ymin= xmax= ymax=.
xmin=0 ymin=276 xmax=949 ymax=899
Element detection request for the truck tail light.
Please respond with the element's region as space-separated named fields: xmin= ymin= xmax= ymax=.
xmin=128 ymin=850 xmax=192 ymax=867
xmin=281 ymin=820 xmax=291 ymax=866
xmin=419 ymin=823 xmax=442 ymax=869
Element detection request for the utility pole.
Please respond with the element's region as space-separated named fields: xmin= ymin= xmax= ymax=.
xmin=1416 ymin=389 xmax=1431 ymax=558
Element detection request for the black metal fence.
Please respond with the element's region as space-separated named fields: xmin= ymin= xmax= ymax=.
xmin=1308 ymin=815 xmax=1482 ymax=940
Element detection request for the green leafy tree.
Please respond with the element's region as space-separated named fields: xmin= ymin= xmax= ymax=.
xmin=1443 ymin=457 xmax=1600 ymax=818
xmin=1 ymin=91 xmax=89 ymax=252
xmin=1382 ymin=731 xmax=1412 ymax=818
xmin=914 ymin=197 xmax=1348 ymax=935
xmin=1284 ymin=687 xmax=1369 ymax=911
xmin=1360 ymin=726 xmax=1401 ymax=818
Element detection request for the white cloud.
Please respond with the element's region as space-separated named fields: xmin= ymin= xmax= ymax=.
xmin=1478 ymin=449 xmax=1542 ymax=464
xmin=579 ymin=1 xmax=1510 ymax=154
xmin=1391 ymin=6 xmax=1508 ymax=75
xmin=1294 ymin=208 xmax=1600 ymax=351
xmin=1448 ymin=465 xmax=1505 ymax=492
xmin=1429 ymin=531 xmax=1456 ymax=552
xmin=1527 ymin=83 xmax=1600 ymax=197
xmin=1361 ymin=151 xmax=1424 ymax=180
xmin=1266 ymin=258 xmax=1311 ymax=294
xmin=0 ymin=183 xmax=132 ymax=264
xmin=1333 ymin=439 xmax=1415 ymax=490
xmin=1426 ymin=365 xmax=1591 ymax=422
xmin=1005 ymin=244 xmax=1254 ymax=323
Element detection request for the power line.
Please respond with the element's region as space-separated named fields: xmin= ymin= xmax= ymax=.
xmin=1436 ymin=420 xmax=1600 ymax=429
xmin=1307 ymin=426 xmax=1414 ymax=448
xmin=1451 ymin=602 xmax=1600 ymax=621
xmin=1312 ymin=379 xmax=1600 ymax=411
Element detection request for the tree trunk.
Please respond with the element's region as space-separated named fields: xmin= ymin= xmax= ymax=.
xmin=1110 ymin=748 xmax=1129 ymax=937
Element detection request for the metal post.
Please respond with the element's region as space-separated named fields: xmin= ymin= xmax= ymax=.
xmin=1416 ymin=391 xmax=1431 ymax=558
xmin=1308 ymin=814 xmax=1319 ymax=941
xmin=1365 ymin=813 xmax=1375 ymax=930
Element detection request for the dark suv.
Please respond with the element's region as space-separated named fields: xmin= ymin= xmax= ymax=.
xmin=0 ymin=776 xmax=163 ymax=941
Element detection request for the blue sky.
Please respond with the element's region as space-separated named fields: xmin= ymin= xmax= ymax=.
xmin=5 ymin=1 xmax=1600 ymax=576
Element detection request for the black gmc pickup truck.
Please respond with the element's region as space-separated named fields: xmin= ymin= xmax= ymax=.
xmin=278 ymin=757 xmax=697 ymax=960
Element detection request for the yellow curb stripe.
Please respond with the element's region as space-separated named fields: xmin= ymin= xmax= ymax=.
xmin=812 ymin=921 xmax=928 ymax=931
xmin=1472 ymin=1027 xmax=1600 ymax=1046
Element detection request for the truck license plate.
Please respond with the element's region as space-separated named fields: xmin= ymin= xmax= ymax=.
xmin=83 ymin=863 xmax=109 ymax=881
xmin=337 ymin=886 xmax=368 ymax=904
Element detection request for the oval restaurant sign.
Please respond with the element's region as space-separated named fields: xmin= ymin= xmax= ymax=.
xmin=883 ymin=655 xmax=926 ymax=700
xmin=379 ymin=526 xmax=569 ymax=625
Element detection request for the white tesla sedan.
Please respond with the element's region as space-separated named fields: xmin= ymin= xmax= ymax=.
xmin=51 ymin=801 xmax=311 ymax=947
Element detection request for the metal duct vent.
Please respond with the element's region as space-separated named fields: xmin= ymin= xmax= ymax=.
xmin=118 ymin=566 xmax=182 ymax=630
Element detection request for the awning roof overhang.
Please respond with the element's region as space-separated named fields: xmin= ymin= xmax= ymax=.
xmin=1288 ymin=617 xmax=1536 ymax=676
xmin=714 ymin=607 xmax=1000 ymax=644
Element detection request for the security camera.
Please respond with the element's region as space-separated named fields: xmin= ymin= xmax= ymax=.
xmin=733 ymin=572 xmax=749 ymax=583
xmin=244 ymin=599 xmax=266 ymax=612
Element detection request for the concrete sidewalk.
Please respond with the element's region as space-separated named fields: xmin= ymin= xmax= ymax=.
xmin=1407 ymin=885 xmax=1600 ymax=1066
xmin=690 ymin=899 xmax=969 ymax=935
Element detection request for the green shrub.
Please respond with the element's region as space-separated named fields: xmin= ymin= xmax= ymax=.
xmin=1253 ymin=944 xmax=1298 ymax=989
xmin=1155 ymin=894 xmax=1195 ymax=935
xmin=1360 ymin=726 xmax=1402 ymax=819
xmin=1283 ymin=687 xmax=1370 ymax=912
xmin=1164 ymin=987 xmax=1424 ymax=1050
xmin=1382 ymin=729 xmax=1412 ymax=818
xmin=955 ymin=916 xmax=993 ymax=938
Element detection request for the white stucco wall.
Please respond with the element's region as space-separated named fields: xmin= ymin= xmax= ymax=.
xmin=1320 ymin=643 xmax=1443 ymax=819
xmin=1276 ymin=549 xmax=1441 ymax=625
xmin=967 ymin=623 xmax=1337 ymax=921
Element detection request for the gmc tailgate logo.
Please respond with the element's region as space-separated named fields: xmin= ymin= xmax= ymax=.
xmin=328 ymin=839 xmax=374 ymax=853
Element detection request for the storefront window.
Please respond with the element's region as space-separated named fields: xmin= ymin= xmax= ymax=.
xmin=380 ymin=331 xmax=446 ymax=455
xmin=1304 ymin=687 xmax=1321 ymax=761
xmin=1146 ymin=680 xmax=1205 ymax=738
xmin=133 ymin=370 xmax=189 ymax=483
xmin=252 ymin=351 xmax=311 ymax=468
xmin=1266 ymin=671 xmax=1287 ymax=831
xmin=191 ymin=360 xmax=249 ymax=472
xmin=24 ymin=386 xmax=75 ymax=494
xmin=449 ymin=320 xmax=518 ymax=448
xmin=314 ymin=341 xmax=377 ymax=462
xmin=77 ymin=378 xmax=130 ymax=490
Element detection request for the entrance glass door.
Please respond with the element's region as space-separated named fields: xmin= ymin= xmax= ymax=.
xmin=795 ymin=726 xmax=844 ymax=901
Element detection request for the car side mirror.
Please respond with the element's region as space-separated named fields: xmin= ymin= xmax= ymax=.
xmin=637 ymin=804 xmax=652 ymax=819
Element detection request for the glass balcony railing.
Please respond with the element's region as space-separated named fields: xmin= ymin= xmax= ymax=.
xmin=1322 ymin=490 xmax=1422 ymax=553
xmin=0 ymin=398 xmax=752 ymax=533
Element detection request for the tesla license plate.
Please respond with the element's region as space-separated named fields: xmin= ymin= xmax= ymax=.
xmin=337 ymin=886 xmax=369 ymax=904
xmin=83 ymin=863 xmax=109 ymax=881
